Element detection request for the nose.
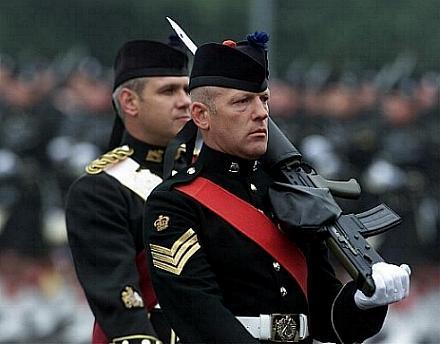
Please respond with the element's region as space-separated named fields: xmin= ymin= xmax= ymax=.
xmin=176 ymin=89 xmax=191 ymax=109
xmin=253 ymin=98 xmax=269 ymax=120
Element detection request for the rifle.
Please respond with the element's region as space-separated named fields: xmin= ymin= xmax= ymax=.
xmin=263 ymin=119 xmax=401 ymax=296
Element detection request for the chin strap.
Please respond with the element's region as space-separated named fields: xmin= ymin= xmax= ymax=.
xmin=108 ymin=114 xmax=125 ymax=151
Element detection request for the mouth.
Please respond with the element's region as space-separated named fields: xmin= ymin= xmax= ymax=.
xmin=249 ymin=128 xmax=267 ymax=137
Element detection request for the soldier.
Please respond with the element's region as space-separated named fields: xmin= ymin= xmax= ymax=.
xmin=65 ymin=38 xmax=191 ymax=344
xmin=144 ymin=33 xmax=411 ymax=343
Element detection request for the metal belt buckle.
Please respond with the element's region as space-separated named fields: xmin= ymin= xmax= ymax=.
xmin=270 ymin=313 xmax=307 ymax=342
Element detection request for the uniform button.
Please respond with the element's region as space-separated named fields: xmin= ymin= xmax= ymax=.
xmin=228 ymin=162 xmax=240 ymax=173
xmin=122 ymin=340 xmax=129 ymax=344
xmin=280 ymin=286 xmax=288 ymax=297
xmin=250 ymin=183 xmax=257 ymax=191
xmin=272 ymin=261 xmax=281 ymax=271
xmin=141 ymin=340 xmax=151 ymax=344
xmin=252 ymin=161 xmax=258 ymax=171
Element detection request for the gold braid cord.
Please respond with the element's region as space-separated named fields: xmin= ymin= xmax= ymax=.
xmin=85 ymin=146 xmax=134 ymax=175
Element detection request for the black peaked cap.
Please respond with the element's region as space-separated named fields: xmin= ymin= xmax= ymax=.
xmin=189 ymin=32 xmax=269 ymax=93
xmin=113 ymin=40 xmax=189 ymax=90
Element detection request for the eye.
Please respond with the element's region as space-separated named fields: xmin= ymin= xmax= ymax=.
xmin=260 ymin=95 xmax=270 ymax=103
xmin=235 ymin=97 xmax=249 ymax=104
xmin=162 ymin=88 xmax=174 ymax=95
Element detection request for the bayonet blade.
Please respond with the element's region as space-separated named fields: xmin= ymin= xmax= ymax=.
xmin=166 ymin=17 xmax=198 ymax=55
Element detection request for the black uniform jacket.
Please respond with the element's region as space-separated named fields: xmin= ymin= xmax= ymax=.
xmin=144 ymin=145 xmax=387 ymax=344
xmin=66 ymin=133 xmax=167 ymax=342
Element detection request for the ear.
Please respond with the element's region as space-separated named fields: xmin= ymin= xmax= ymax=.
xmin=118 ymin=88 xmax=139 ymax=118
xmin=191 ymin=102 xmax=210 ymax=130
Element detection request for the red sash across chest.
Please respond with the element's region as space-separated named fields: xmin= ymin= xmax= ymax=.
xmin=176 ymin=176 xmax=308 ymax=297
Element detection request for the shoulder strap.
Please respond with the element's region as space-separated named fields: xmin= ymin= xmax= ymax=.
xmin=176 ymin=177 xmax=308 ymax=297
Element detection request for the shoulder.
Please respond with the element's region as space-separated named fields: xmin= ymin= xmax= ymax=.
xmin=146 ymin=166 xmax=203 ymax=215
xmin=69 ymin=145 xmax=135 ymax=193
xmin=82 ymin=145 xmax=163 ymax=200
xmin=65 ymin=147 xmax=137 ymax=209
xmin=85 ymin=145 xmax=134 ymax=175
xmin=153 ymin=165 xmax=201 ymax=193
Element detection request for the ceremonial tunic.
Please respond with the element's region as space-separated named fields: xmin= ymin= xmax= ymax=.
xmin=145 ymin=145 xmax=387 ymax=343
xmin=66 ymin=134 xmax=168 ymax=344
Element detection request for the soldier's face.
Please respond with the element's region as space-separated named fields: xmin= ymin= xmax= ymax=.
xmin=137 ymin=76 xmax=191 ymax=145
xmin=203 ymin=87 xmax=270 ymax=160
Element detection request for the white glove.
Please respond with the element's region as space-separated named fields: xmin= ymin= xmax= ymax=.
xmin=354 ymin=262 xmax=411 ymax=310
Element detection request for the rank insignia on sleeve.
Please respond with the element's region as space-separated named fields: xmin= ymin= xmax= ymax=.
xmin=121 ymin=286 xmax=144 ymax=309
xmin=154 ymin=215 xmax=170 ymax=231
xmin=150 ymin=228 xmax=201 ymax=275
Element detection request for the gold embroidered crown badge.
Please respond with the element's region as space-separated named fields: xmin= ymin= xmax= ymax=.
xmin=154 ymin=215 xmax=170 ymax=231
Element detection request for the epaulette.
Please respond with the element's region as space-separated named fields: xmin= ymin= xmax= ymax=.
xmin=85 ymin=145 xmax=134 ymax=175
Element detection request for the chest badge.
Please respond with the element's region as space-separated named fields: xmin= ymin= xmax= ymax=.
xmin=154 ymin=215 xmax=170 ymax=231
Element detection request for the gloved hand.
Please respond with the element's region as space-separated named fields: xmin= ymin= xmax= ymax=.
xmin=354 ymin=262 xmax=411 ymax=310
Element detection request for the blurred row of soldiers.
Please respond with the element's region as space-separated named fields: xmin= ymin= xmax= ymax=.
xmin=0 ymin=51 xmax=111 ymax=342
xmin=271 ymin=67 xmax=439 ymax=265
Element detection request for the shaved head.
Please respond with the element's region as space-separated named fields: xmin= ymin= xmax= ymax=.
xmin=190 ymin=86 xmax=223 ymax=114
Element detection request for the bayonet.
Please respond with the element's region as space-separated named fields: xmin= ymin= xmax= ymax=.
xmin=166 ymin=17 xmax=198 ymax=55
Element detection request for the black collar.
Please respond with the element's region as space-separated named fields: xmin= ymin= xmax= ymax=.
xmin=196 ymin=144 xmax=259 ymax=177
xmin=121 ymin=133 xmax=166 ymax=166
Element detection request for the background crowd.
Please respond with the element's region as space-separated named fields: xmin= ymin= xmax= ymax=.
xmin=0 ymin=0 xmax=438 ymax=342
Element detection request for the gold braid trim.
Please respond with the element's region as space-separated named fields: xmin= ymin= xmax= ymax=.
xmin=85 ymin=145 xmax=134 ymax=175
